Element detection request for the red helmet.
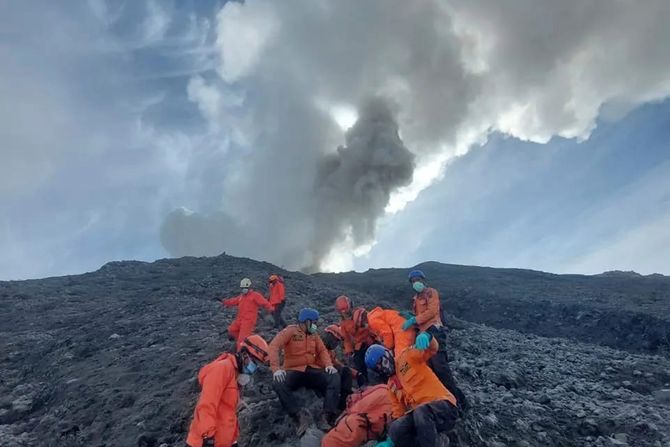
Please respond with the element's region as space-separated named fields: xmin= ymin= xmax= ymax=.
xmin=239 ymin=334 xmax=269 ymax=363
xmin=325 ymin=324 xmax=343 ymax=341
xmin=353 ymin=308 xmax=368 ymax=330
xmin=335 ymin=295 xmax=352 ymax=313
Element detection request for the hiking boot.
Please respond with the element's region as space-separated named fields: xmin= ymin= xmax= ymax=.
xmin=292 ymin=410 xmax=311 ymax=437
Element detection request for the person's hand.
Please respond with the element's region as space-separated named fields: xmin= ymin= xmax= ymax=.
xmin=325 ymin=366 xmax=338 ymax=375
xmin=375 ymin=438 xmax=395 ymax=447
xmin=273 ymin=369 xmax=287 ymax=383
xmin=415 ymin=331 xmax=431 ymax=350
xmin=202 ymin=437 xmax=215 ymax=447
xmin=401 ymin=316 xmax=416 ymax=331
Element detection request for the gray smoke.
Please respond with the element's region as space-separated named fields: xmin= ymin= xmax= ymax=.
xmin=309 ymin=98 xmax=414 ymax=271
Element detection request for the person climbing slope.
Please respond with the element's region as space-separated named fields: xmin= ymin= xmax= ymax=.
xmin=401 ymin=269 xmax=468 ymax=411
xmin=222 ymin=278 xmax=274 ymax=349
xmin=185 ymin=334 xmax=270 ymax=447
xmin=365 ymin=340 xmax=459 ymax=447
xmin=269 ymin=308 xmax=340 ymax=436
xmin=321 ymin=382 xmax=393 ymax=447
xmin=336 ymin=296 xmax=375 ymax=385
xmin=267 ymin=274 xmax=287 ymax=329
xmin=320 ymin=324 xmax=355 ymax=410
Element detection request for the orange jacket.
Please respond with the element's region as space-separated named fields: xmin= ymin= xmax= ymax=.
xmin=340 ymin=308 xmax=375 ymax=354
xmin=222 ymin=290 xmax=273 ymax=324
xmin=387 ymin=339 xmax=456 ymax=419
xmin=186 ymin=354 xmax=239 ymax=447
xmin=367 ymin=307 xmax=416 ymax=356
xmin=345 ymin=384 xmax=393 ymax=438
xmin=412 ymin=287 xmax=442 ymax=331
xmin=269 ymin=325 xmax=332 ymax=372
xmin=268 ymin=281 xmax=286 ymax=306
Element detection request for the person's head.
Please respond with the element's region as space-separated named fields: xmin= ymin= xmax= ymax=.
xmin=353 ymin=308 xmax=368 ymax=331
xmin=335 ymin=295 xmax=353 ymax=319
xmin=240 ymin=277 xmax=252 ymax=294
xmin=268 ymin=274 xmax=280 ymax=286
xmin=298 ymin=308 xmax=320 ymax=334
xmin=408 ymin=270 xmax=427 ymax=293
xmin=365 ymin=344 xmax=395 ymax=379
xmin=322 ymin=324 xmax=343 ymax=350
xmin=237 ymin=334 xmax=269 ymax=376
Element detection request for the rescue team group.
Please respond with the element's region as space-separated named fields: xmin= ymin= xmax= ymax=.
xmin=185 ymin=271 xmax=468 ymax=447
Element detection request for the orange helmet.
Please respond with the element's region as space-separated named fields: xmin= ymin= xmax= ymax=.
xmin=335 ymin=295 xmax=352 ymax=313
xmin=239 ymin=334 xmax=269 ymax=363
xmin=325 ymin=324 xmax=343 ymax=341
xmin=268 ymin=274 xmax=279 ymax=283
xmin=353 ymin=308 xmax=368 ymax=330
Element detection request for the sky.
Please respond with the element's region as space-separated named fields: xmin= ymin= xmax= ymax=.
xmin=0 ymin=0 xmax=669 ymax=280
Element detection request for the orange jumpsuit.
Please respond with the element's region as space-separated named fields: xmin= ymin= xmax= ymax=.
xmin=223 ymin=290 xmax=273 ymax=348
xmin=268 ymin=325 xmax=332 ymax=372
xmin=412 ymin=287 xmax=442 ymax=331
xmin=186 ymin=354 xmax=240 ymax=447
xmin=367 ymin=307 xmax=416 ymax=356
xmin=268 ymin=280 xmax=285 ymax=306
xmin=340 ymin=307 xmax=375 ymax=355
xmin=321 ymin=384 xmax=393 ymax=447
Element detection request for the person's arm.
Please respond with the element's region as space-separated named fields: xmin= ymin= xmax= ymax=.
xmin=254 ymin=291 xmax=274 ymax=311
xmin=193 ymin=362 xmax=230 ymax=439
xmin=316 ymin=336 xmax=333 ymax=368
xmin=408 ymin=337 xmax=439 ymax=363
xmin=221 ymin=295 xmax=240 ymax=307
xmin=388 ymin=388 xmax=406 ymax=420
xmin=342 ymin=322 xmax=354 ymax=355
xmin=415 ymin=289 xmax=439 ymax=327
xmin=268 ymin=327 xmax=292 ymax=372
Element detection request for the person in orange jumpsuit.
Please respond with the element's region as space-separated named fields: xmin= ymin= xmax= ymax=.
xmin=186 ymin=334 xmax=270 ymax=447
xmin=336 ymin=296 xmax=375 ymax=385
xmin=321 ymin=383 xmax=393 ymax=447
xmin=401 ymin=269 xmax=467 ymax=412
xmin=364 ymin=339 xmax=459 ymax=447
xmin=267 ymin=274 xmax=287 ymax=328
xmin=222 ymin=278 xmax=273 ymax=349
xmin=365 ymin=307 xmax=416 ymax=357
xmin=321 ymin=324 xmax=354 ymax=410
xmin=269 ymin=308 xmax=340 ymax=436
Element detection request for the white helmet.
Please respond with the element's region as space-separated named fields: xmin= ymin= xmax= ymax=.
xmin=240 ymin=278 xmax=252 ymax=288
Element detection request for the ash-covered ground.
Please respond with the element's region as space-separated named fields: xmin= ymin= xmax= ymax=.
xmin=1 ymin=254 xmax=669 ymax=447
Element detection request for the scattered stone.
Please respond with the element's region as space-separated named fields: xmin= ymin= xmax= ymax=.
xmin=109 ymin=333 xmax=121 ymax=339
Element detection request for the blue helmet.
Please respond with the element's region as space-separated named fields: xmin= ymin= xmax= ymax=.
xmin=408 ymin=269 xmax=426 ymax=282
xmin=364 ymin=344 xmax=390 ymax=369
xmin=298 ymin=308 xmax=320 ymax=322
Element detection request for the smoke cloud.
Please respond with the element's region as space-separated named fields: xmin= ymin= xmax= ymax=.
xmin=160 ymin=0 xmax=670 ymax=272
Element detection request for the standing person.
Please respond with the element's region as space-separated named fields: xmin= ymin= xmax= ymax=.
xmin=267 ymin=274 xmax=287 ymax=328
xmin=321 ymin=324 xmax=354 ymax=410
xmin=364 ymin=341 xmax=459 ymax=447
xmin=401 ymin=270 xmax=468 ymax=411
xmin=269 ymin=308 xmax=340 ymax=436
xmin=186 ymin=334 xmax=270 ymax=447
xmin=336 ymin=296 xmax=375 ymax=385
xmin=321 ymin=383 xmax=393 ymax=447
xmin=222 ymin=278 xmax=274 ymax=349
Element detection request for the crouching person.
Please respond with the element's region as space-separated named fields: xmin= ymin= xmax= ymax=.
xmin=365 ymin=337 xmax=459 ymax=447
xmin=321 ymin=383 xmax=393 ymax=447
xmin=321 ymin=324 xmax=355 ymax=411
xmin=269 ymin=308 xmax=340 ymax=436
xmin=186 ymin=334 xmax=270 ymax=447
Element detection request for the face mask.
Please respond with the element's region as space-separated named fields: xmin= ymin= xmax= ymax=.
xmin=308 ymin=323 xmax=318 ymax=334
xmin=237 ymin=373 xmax=251 ymax=386
xmin=241 ymin=288 xmax=249 ymax=294
xmin=244 ymin=360 xmax=257 ymax=375
xmin=412 ymin=282 xmax=425 ymax=293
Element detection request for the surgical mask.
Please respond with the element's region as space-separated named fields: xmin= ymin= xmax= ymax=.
xmin=241 ymin=288 xmax=249 ymax=294
xmin=308 ymin=323 xmax=318 ymax=334
xmin=237 ymin=373 xmax=251 ymax=386
xmin=244 ymin=360 xmax=257 ymax=375
xmin=412 ymin=282 xmax=425 ymax=293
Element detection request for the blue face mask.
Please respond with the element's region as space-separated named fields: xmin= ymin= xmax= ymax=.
xmin=244 ymin=360 xmax=257 ymax=375
xmin=308 ymin=323 xmax=318 ymax=334
xmin=412 ymin=282 xmax=425 ymax=293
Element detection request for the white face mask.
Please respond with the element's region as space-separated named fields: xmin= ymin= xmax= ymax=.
xmin=237 ymin=373 xmax=251 ymax=386
xmin=241 ymin=288 xmax=249 ymax=294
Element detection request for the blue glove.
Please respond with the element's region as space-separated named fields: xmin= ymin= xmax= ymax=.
xmin=399 ymin=310 xmax=415 ymax=320
xmin=375 ymin=438 xmax=395 ymax=447
xmin=401 ymin=316 xmax=416 ymax=331
xmin=415 ymin=331 xmax=431 ymax=350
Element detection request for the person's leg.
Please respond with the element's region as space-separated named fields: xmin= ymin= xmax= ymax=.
xmin=272 ymin=370 xmax=305 ymax=417
xmin=426 ymin=326 xmax=468 ymax=411
xmin=236 ymin=319 xmax=255 ymax=349
xmin=275 ymin=301 xmax=287 ymax=328
xmin=387 ymin=413 xmax=417 ymax=447
xmin=413 ymin=400 xmax=459 ymax=447
xmin=304 ymin=367 xmax=340 ymax=416
xmin=227 ymin=319 xmax=241 ymax=341
xmin=338 ymin=367 xmax=353 ymax=411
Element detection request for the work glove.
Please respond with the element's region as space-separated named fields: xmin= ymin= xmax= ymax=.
xmin=415 ymin=331 xmax=431 ymax=350
xmin=401 ymin=316 xmax=416 ymax=331
xmin=202 ymin=437 xmax=215 ymax=447
xmin=325 ymin=366 xmax=338 ymax=375
xmin=375 ymin=438 xmax=395 ymax=447
xmin=399 ymin=310 xmax=415 ymax=320
xmin=273 ymin=369 xmax=287 ymax=383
